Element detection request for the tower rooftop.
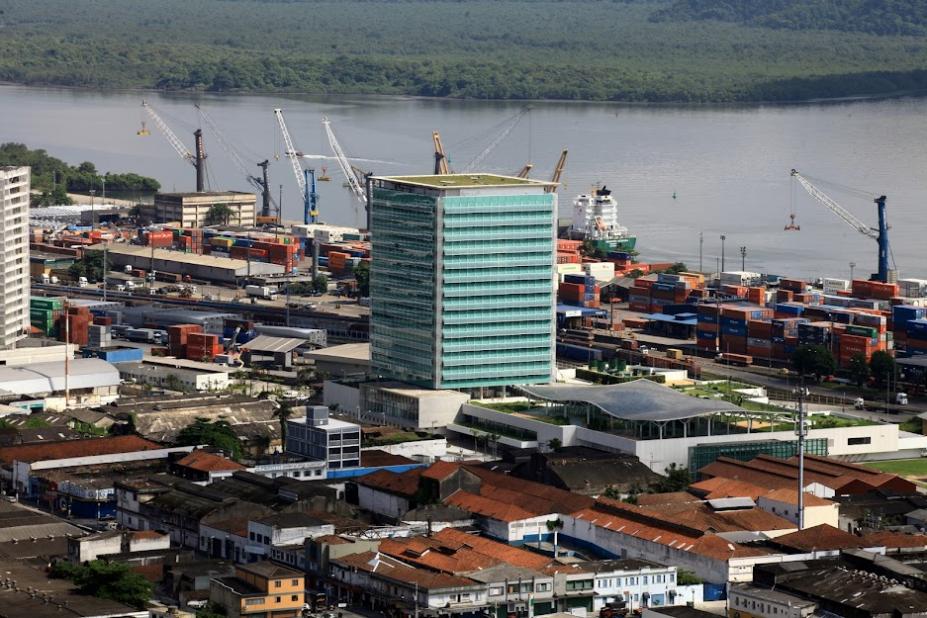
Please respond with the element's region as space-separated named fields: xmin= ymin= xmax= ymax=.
xmin=373 ymin=173 xmax=553 ymax=190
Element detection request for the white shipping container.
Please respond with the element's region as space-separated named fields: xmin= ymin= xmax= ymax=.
xmin=898 ymin=279 xmax=927 ymax=298
xmin=823 ymin=278 xmax=850 ymax=294
xmin=720 ymin=271 xmax=762 ymax=287
xmin=582 ymin=262 xmax=616 ymax=282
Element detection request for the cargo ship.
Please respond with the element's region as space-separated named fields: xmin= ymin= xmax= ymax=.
xmin=568 ymin=186 xmax=637 ymax=253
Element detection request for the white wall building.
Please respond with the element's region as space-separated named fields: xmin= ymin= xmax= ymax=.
xmin=286 ymin=406 xmax=360 ymax=470
xmin=0 ymin=166 xmax=29 ymax=349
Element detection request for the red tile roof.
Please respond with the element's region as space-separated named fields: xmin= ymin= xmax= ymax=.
xmin=861 ymin=530 xmax=927 ymax=550
xmin=689 ymin=477 xmax=769 ymax=501
xmin=421 ymin=461 xmax=460 ymax=481
xmin=334 ymin=551 xmax=477 ymax=591
xmin=361 ymin=449 xmax=416 ymax=467
xmin=131 ymin=530 xmax=167 ymax=541
xmin=637 ymin=492 xmax=700 ymax=506
xmin=356 ymin=468 xmax=423 ymax=497
xmin=594 ymin=496 xmax=794 ymax=535
xmin=176 ymin=450 xmax=245 ymax=473
xmin=0 ymin=435 xmax=160 ymax=464
xmin=772 ymin=524 xmax=861 ymax=552
xmin=760 ymin=488 xmax=834 ymax=507
xmin=435 ymin=528 xmax=551 ymax=570
xmin=445 ymin=490 xmax=534 ymax=522
xmin=461 ymin=464 xmax=595 ymax=514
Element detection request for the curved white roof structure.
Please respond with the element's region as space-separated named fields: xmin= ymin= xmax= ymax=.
xmin=520 ymin=379 xmax=746 ymax=422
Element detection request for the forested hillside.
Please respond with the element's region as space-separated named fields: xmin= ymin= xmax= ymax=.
xmin=651 ymin=0 xmax=927 ymax=36
xmin=0 ymin=0 xmax=925 ymax=102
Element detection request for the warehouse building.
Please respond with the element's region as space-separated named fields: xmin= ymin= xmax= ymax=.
xmin=0 ymin=357 xmax=120 ymax=410
xmin=142 ymin=191 xmax=256 ymax=227
xmin=85 ymin=244 xmax=285 ymax=283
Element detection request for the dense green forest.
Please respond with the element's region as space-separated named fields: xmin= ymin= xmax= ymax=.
xmin=652 ymin=1 xmax=927 ymax=36
xmin=0 ymin=0 xmax=926 ymax=102
xmin=0 ymin=143 xmax=160 ymax=206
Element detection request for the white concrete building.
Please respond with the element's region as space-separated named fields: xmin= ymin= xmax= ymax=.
xmin=728 ymin=584 xmax=817 ymax=618
xmin=0 ymin=167 xmax=29 ymax=349
xmin=246 ymin=512 xmax=335 ymax=560
xmin=286 ymin=406 xmax=360 ymax=470
xmin=756 ymin=489 xmax=839 ymax=529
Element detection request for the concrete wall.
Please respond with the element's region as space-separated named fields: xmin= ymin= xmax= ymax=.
xmin=73 ymin=535 xmax=122 ymax=562
xmin=323 ymin=380 xmax=361 ymax=413
xmin=756 ymin=496 xmax=838 ymax=529
xmin=363 ymin=438 xmax=448 ymax=460
xmin=357 ymin=485 xmax=409 ymax=520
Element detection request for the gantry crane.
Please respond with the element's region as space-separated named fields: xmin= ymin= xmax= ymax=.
xmin=464 ymin=107 xmax=530 ymax=172
xmin=195 ymin=104 xmax=278 ymax=219
xmin=142 ymin=101 xmax=207 ymax=192
xmin=790 ymin=169 xmax=891 ymax=282
xmin=273 ymin=108 xmax=319 ymax=225
xmin=515 ymin=163 xmax=534 ymax=178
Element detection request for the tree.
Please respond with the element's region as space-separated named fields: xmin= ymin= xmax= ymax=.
xmin=870 ymin=350 xmax=896 ymax=388
xmin=176 ymin=418 xmax=243 ymax=460
xmin=547 ymin=438 xmax=562 ymax=452
xmin=792 ymin=345 xmax=835 ymax=382
xmin=206 ymin=203 xmax=234 ymax=225
xmin=312 ymin=274 xmax=328 ymax=294
xmin=546 ymin=518 xmax=564 ymax=558
xmin=847 ymin=353 xmax=871 ymax=389
xmin=353 ymin=260 xmax=370 ymax=297
xmin=276 ymin=401 xmax=292 ymax=449
xmin=653 ymin=463 xmax=691 ymax=492
xmin=50 ymin=560 xmax=153 ymax=610
xmin=68 ymin=250 xmax=105 ymax=282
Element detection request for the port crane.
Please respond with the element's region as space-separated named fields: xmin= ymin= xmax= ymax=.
xmin=142 ymin=101 xmax=207 ymax=192
xmin=195 ymin=104 xmax=278 ymax=220
xmin=322 ymin=116 xmax=368 ymax=212
xmin=790 ymin=169 xmax=891 ymax=283
xmin=464 ymin=107 xmax=530 ymax=172
xmin=546 ymin=149 xmax=568 ymax=193
xmin=433 ymin=131 xmax=451 ymax=175
xmin=273 ymin=108 xmax=319 ymax=225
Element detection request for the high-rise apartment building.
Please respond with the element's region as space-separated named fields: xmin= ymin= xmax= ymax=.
xmin=369 ymin=174 xmax=556 ymax=390
xmin=0 ymin=167 xmax=30 ymax=349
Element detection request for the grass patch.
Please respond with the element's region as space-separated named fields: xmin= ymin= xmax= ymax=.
xmin=900 ymin=417 xmax=923 ymax=434
xmin=475 ymin=401 xmax=536 ymax=414
xmin=863 ymin=459 xmax=927 ymax=477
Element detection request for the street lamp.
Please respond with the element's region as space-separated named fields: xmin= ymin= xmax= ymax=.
xmin=88 ymin=189 xmax=96 ymax=227
xmin=849 ymin=261 xmax=856 ymax=282
xmin=793 ymin=384 xmax=810 ymax=530
xmin=739 ymin=246 xmax=747 ymax=272
xmin=720 ymin=235 xmax=726 ymax=272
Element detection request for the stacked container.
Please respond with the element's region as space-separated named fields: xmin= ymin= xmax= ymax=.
xmin=186 ymin=332 xmax=222 ymax=361
xmin=31 ymin=297 xmax=64 ymax=337
xmin=58 ymin=305 xmax=91 ymax=346
xmin=558 ymin=274 xmax=600 ymax=308
xmin=168 ymin=324 xmax=203 ymax=358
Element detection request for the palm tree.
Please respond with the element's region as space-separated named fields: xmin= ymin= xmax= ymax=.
xmin=276 ymin=401 xmax=292 ymax=450
xmin=546 ymin=518 xmax=564 ymax=558
xmin=206 ymin=203 xmax=234 ymax=225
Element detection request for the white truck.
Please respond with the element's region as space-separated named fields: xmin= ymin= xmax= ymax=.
xmin=245 ymin=285 xmax=278 ymax=300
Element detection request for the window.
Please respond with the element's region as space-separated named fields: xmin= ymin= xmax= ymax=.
xmin=490 ymin=587 xmax=503 ymax=596
xmin=535 ymin=583 xmax=551 ymax=592
xmin=292 ymin=595 xmax=299 ymax=601
xmin=291 ymin=579 xmax=299 ymax=586
xmin=275 ymin=580 xmax=282 ymax=588
xmin=276 ymin=596 xmax=282 ymax=603
xmin=643 ymin=576 xmax=648 ymax=585
xmin=245 ymin=598 xmax=265 ymax=606
xmin=848 ymin=436 xmax=871 ymax=445
xmin=250 ymin=532 xmax=255 ymax=541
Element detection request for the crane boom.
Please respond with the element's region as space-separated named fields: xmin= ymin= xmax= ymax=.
xmin=197 ymin=104 xmax=277 ymax=215
xmin=464 ymin=107 xmax=530 ymax=172
xmin=790 ymin=170 xmax=877 ymax=240
xmin=546 ymin=149 xmax=568 ymax=193
xmin=273 ymin=108 xmax=306 ymax=194
xmin=433 ymin=131 xmax=450 ymax=175
xmin=322 ymin=116 xmax=366 ymax=208
xmin=790 ymin=169 xmax=890 ymax=282
xmin=142 ymin=101 xmax=195 ymax=166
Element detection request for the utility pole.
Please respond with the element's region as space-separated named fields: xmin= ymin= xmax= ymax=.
xmin=89 ymin=189 xmax=96 ymax=227
xmin=849 ymin=261 xmax=856 ymax=282
xmin=740 ymin=246 xmax=747 ymax=272
xmin=64 ymin=298 xmax=70 ymax=408
xmin=102 ymin=245 xmax=107 ymax=302
xmin=720 ymin=235 xmax=727 ymax=273
xmin=699 ymin=231 xmax=703 ymax=273
xmin=795 ymin=381 xmax=809 ymax=530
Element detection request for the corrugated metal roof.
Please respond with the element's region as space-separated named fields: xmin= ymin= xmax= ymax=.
xmin=240 ymin=335 xmax=304 ymax=354
xmin=0 ymin=358 xmax=120 ymax=395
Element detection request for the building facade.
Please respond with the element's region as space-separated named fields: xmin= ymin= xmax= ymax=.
xmin=0 ymin=167 xmax=30 ymax=349
xmin=145 ymin=192 xmax=256 ymax=227
xmin=210 ymin=562 xmax=305 ymax=618
xmin=285 ymin=406 xmax=361 ymax=470
xmin=369 ymin=174 xmax=556 ymax=391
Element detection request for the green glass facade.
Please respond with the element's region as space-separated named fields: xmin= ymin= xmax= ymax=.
xmin=370 ymin=177 xmax=556 ymax=390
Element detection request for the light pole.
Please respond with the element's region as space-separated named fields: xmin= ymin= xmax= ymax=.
xmin=793 ymin=382 xmax=809 ymax=530
xmin=849 ymin=261 xmax=856 ymax=282
xmin=720 ymin=235 xmax=726 ymax=273
xmin=89 ymin=189 xmax=96 ymax=227
xmin=739 ymin=246 xmax=746 ymax=272
xmin=699 ymin=231 xmax=704 ymax=273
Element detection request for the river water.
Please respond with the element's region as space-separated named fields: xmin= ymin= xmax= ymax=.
xmin=1 ymin=85 xmax=925 ymax=280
